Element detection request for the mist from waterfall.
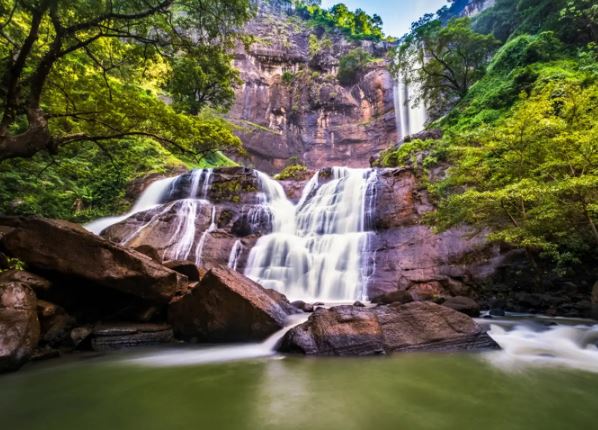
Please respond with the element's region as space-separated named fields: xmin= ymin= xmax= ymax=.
xmin=244 ymin=168 xmax=378 ymax=302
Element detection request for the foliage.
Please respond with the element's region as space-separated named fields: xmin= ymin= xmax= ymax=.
xmin=0 ymin=115 xmax=238 ymax=222
xmin=0 ymin=255 xmax=25 ymax=272
xmin=425 ymin=64 xmax=597 ymax=272
xmin=274 ymin=163 xmax=310 ymax=180
xmin=395 ymin=17 xmax=500 ymax=113
xmin=295 ymin=2 xmax=385 ymax=41
xmin=167 ymin=48 xmax=242 ymax=115
xmin=0 ymin=0 xmax=253 ymax=161
xmin=282 ymin=71 xmax=296 ymax=85
xmin=337 ymin=48 xmax=371 ymax=86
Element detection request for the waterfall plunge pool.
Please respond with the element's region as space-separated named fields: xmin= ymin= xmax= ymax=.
xmin=2 ymin=316 xmax=598 ymax=430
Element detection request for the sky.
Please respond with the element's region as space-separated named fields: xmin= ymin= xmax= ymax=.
xmin=320 ymin=0 xmax=449 ymax=38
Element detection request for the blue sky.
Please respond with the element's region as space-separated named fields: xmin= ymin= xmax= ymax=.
xmin=320 ymin=0 xmax=449 ymax=37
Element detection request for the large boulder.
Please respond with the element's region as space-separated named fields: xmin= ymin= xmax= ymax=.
xmin=169 ymin=266 xmax=289 ymax=342
xmin=279 ymin=301 xmax=498 ymax=356
xmin=0 ymin=217 xmax=189 ymax=303
xmin=0 ymin=271 xmax=40 ymax=372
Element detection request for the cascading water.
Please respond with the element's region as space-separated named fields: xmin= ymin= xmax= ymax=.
xmin=393 ymin=72 xmax=427 ymax=142
xmin=85 ymin=176 xmax=177 ymax=235
xmin=244 ymin=168 xmax=377 ymax=302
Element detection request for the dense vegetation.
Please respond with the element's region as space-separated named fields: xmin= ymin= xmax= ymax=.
xmin=382 ymin=0 xmax=598 ymax=276
xmin=0 ymin=0 xmax=253 ymax=220
xmin=295 ymin=1 xmax=386 ymax=42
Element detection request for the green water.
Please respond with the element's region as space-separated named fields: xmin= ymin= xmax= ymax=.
xmin=1 ymin=353 xmax=597 ymax=430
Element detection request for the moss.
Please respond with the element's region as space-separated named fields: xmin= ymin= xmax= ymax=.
xmin=274 ymin=164 xmax=310 ymax=181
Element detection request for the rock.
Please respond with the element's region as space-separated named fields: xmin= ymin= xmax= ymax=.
xmin=279 ymin=302 xmax=498 ymax=356
xmin=265 ymin=289 xmax=301 ymax=315
xmin=70 ymin=326 xmax=93 ymax=348
xmin=90 ymin=323 xmax=174 ymax=351
xmin=442 ymin=296 xmax=481 ymax=317
xmin=36 ymin=300 xmax=75 ymax=347
xmin=169 ymin=266 xmax=289 ymax=342
xmin=353 ymin=301 xmax=366 ymax=307
xmin=0 ymin=217 xmax=189 ymax=304
xmin=489 ymin=308 xmax=506 ymax=317
xmin=371 ymin=290 xmax=413 ymax=305
xmin=592 ymin=281 xmax=598 ymax=319
xmin=0 ymin=270 xmax=51 ymax=292
xmin=281 ymin=306 xmax=384 ymax=356
xmin=0 ymin=274 xmax=40 ymax=372
xmin=292 ymin=300 xmax=314 ymax=313
xmin=133 ymin=245 xmax=162 ymax=263
xmin=164 ymin=260 xmax=201 ymax=282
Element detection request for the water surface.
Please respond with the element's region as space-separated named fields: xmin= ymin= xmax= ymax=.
xmin=1 ymin=352 xmax=597 ymax=430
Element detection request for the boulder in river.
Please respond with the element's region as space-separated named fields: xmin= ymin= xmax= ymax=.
xmin=0 ymin=217 xmax=189 ymax=304
xmin=0 ymin=271 xmax=40 ymax=372
xmin=442 ymin=296 xmax=481 ymax=317
xmin=279 ymin=301 xmax=498 ymax=356
xmin=169 ymin=266 xmax=289 ymax=342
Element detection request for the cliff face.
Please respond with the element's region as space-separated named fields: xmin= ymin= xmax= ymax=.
xmin=226 ymin=8 xmax=398 ymax=173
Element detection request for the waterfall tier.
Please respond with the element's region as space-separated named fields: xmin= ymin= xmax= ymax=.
xmin=244 ymin=168 xmax=377 ymax=302
xmin=87 ymin=167 xmax=378 ymax=302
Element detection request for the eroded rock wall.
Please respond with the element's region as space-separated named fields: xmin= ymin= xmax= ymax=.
xmin=227 ymin=8 xmax=398 ymax=173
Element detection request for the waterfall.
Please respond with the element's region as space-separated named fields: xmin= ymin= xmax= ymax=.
xmin=393 ymin=72 xmax=427 ymax=142
xmin=87 ymin=166 xmax=379 ymax=302
xmin=85 ymin=176 xmax=177 ymax=234
xmin=245 ymin=168 xmax=377 ymax=302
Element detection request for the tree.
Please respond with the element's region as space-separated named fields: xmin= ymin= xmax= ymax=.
xmin=337 ymin=48 xmax=371 ymax=86
xmin=433 ymin=76 xmax=598 ymax=273
xmin=559 ymin=0 xmax=598 ymax=43
xmin=396 ymin=17 xmax=499 ymax=112
xmin=167 ymin=48 xmax=242 ymax=115
xmin=0 ymin=0 xmax=253 ymax=161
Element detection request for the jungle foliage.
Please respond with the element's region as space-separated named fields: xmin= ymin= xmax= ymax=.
xmin=382 ymin=0 xmax=598 ymax=273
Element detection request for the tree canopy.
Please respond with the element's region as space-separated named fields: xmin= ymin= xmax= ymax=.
xmin=296 ymin=2 xmax=385 ymax=42
xmin=0 ymin=0 xmax=253 ymax=162
xmin=395 ymin=17 xmax=499 ymax=113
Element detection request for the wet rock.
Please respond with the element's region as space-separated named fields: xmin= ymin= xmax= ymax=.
xmin=292 ymin=300 xmax=315 ymax=313
xmin=353 ymin=301 xmax=366 ymax=308
xmin=169 ymin=266 xmax=289 ymax=342
xmin=279 ymin=302 xmax=498 ymax=356
xmin=0 ymin=217 xmax=189 ymax=304
xmin=71 ymin=326 xmax=93 ymax=348
xmin=164 ymin=260 xmax=201 ymax=282
xmin=371 ymin=290 xmax=413 ymax=305
xmin=0 ymin=274 xmax=40 ymax=372
xmin=91 ymin=323 xmax=174 ymax=351
xmin=265 ymin=289 xmax=301 ymax=315
xmin=442 ymin=296 xmax=481 ymax=318
xmin=133 ymin=245 xmax=162 ymax=263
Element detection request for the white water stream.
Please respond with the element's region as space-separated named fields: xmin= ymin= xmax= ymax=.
xmin=127 ymin=314 xmax=309 ymax=367
xmin=244 ymin=168 xmax=377 ymax=302
xmin=393 ymin=73 xmax=427 ymax=142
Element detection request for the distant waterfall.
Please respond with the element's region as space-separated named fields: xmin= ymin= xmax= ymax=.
xmin=245 ymin=168 xmax=378 ymax=302
xmin=393 ymin=72 xmax=427 ymax=142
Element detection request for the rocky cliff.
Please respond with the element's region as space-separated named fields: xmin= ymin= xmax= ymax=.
xmin=226 ymin=7 xmax=397 ymax=173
